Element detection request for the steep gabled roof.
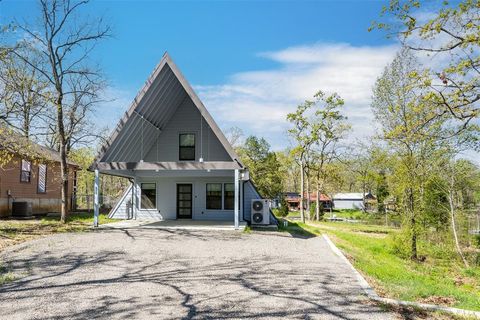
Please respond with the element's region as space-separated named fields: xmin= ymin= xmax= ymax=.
xmin=92 ymin=52 xmax=242 ymax=168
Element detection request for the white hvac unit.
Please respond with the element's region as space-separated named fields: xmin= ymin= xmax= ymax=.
xmin=251 ymin=199 xmax=270 ymax=225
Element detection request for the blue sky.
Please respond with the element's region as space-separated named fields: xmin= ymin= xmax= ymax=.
xmin=0 ymin=1 xmax=416 ymax=150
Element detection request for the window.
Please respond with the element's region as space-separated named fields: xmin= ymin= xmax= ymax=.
xmin=224 ymin=183 xmax=234 ymax=210
xmin=37 ymin=164 xmax=47 ymax=193
xmin=206 ymin=183 xmax=222 ymax=210
xmin=179 ymin=133 xmax=195 ymax=161
xmin=140 ymin=183 xmax=156 ymax=209
xmin=20 ymin=159 xmax=31 ymax=183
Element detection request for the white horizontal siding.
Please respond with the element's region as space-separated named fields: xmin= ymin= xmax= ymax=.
xmin=134 ymin=174 xmax=237 ymax=221
xmin=333 ymin=199 xmax=364 ymax=210
xmin=109 ymin=184 xmax=133 ymax=219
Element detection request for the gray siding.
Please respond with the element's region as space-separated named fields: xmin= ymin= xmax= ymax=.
xmin=134 ymin=175 xmax=238 ymax=221
xmin=109 ymin=184 xmax=133 ymax=219
xmin=242 ymin=180 xmax=277 ymax=224
xmin=144 ymin=98 xmax=231 ymax=162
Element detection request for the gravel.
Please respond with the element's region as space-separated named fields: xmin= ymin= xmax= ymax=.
xmin=0 ymin=227 xmax=394 ymax=319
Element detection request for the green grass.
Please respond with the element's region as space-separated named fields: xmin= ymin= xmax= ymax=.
xmin=0 ymin=212 xmax=116 ymax=251
xmin=0 ymin=263 xmax=16 ymax=285
xmin=279 ymin=218 xmax=480 ymax=312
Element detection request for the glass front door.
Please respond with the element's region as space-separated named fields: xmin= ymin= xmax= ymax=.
xmin=176 ymin=184 xmax=193 ymax=219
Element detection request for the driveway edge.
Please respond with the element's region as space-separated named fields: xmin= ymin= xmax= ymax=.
xmin=322 ymin=234 xmax=480 ymax=319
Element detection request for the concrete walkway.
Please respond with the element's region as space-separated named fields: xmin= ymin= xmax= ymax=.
xmin=101 ymin=219 xmax=248 ymax=230
xmin=0 ymin=228 xmax=394 ymax=319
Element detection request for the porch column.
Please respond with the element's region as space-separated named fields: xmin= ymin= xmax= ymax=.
xmin=133 ymin=176 xmax=138 ymax=220
xmin=234 ymin=169 xmax=240 ymax=229
xmin=93 ymin=169 xmax=99 ymax=227
xmin=239 ymin=172 xmax=243 ymax=222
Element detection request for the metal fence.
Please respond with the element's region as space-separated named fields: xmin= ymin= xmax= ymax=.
xmin=72 ymin=194 xmax=119 ymax=213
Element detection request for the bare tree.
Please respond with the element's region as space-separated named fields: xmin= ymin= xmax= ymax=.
xmin=11 ymin=0 xmax=110 ymax=222
xmin=44 ymin=75 xmax=106 ymax=153
xmin=0 ymin=49 xmax=49 ymax=138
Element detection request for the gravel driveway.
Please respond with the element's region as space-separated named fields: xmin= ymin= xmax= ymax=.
xmin=0 ymin=227 xmax=393 ymax=319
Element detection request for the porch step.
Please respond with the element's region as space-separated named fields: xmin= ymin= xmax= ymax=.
xmin=251 ymin=224 xmax=279 ymax=231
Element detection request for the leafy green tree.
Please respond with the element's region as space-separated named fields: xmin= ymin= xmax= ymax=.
xmin=309 ymin=92 xmax=350 ymax=220
xmin=372 ymin=0 xmax=480 ymax=136
xmin=372 ymin=48 xmax=446 ymax=260
xmin=287 ymin=91 xmax=350 ymax=222
xmin=238 ymin=136 xmax=283 ymax=199
xmin=376 ymin=170 xmax=389 ymax=214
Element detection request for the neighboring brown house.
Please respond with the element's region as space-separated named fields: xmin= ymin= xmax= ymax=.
xmin=0 ymin=129 xmax=78 ymax=217
xmin=284 ymin=192 xmax=332 ymax=211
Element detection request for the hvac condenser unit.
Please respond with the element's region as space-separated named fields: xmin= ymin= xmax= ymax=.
xmin=251 ymin=199 xmax=270 ymax=225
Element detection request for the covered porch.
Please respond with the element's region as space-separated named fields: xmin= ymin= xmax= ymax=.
xmin=92 ymin=165 xmax=246 ymax=230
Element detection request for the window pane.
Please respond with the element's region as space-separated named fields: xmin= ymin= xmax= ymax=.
xmin=206 ymin=183 xmax=222 ymax=210
xmin=20 ymin=159 xmax=31 ymax=182
xmin=38 ymin=164 xmax=47 ymax=193
xmin=141 ymin=183 xmax=156 ymax=209
xmin=179 ymin=134 xmax=195 ymax=160
xmin=224 ymin=183 xmax=234 ymax=210
xmin=179 ymin=147 xmax=195 ymax=161
xmin=21 ymin=160 xmax=31 ymax=171
xmin=179 ymin=134 xmax=195 ymax=147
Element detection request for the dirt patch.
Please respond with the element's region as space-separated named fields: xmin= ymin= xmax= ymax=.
xmin=355 ymin=231 xmax=389 ymax=238
xmin=418 ymin=296 xmax=457 ymax=307
xmin=0 ymin=219 xmax=90 ymax=252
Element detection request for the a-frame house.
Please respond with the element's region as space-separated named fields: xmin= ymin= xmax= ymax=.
xmin=90 ymin=53 xmax=274 ymax=229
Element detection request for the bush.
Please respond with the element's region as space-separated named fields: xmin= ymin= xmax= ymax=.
xmin=275 ymin=197 xmax=289 ymax=217
xmin=309 ymin=202 xmax=325 ymax=220
xmin=475 ymin=235 xmax=480 ymax=248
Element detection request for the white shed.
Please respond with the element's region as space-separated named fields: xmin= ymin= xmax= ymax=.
xmin=333 ymin=193 xmax=365 ymax=210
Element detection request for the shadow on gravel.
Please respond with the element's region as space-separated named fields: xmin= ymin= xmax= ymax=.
xmin=0 ymin=228 xmax=388 ymax=320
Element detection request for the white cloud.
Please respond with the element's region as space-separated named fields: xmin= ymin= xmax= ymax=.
xmin=95 ymin=86 xmax=135 ymax=131
xmin=195 ymin=42 xmax=399 ymax=150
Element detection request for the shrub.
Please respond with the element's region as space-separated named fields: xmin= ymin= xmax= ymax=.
xmin=276 ymin=197 xmax=289 ymax=217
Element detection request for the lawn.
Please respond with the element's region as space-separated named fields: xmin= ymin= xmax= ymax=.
xmin=0 ymin=212 xmax=116 ymax=284
xmin=0 ymin=212 xmax=115 ymax=251
xmin=280 ymin=219 xmax=480 ymax=312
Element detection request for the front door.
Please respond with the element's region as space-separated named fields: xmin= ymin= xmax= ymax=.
xmin=176 ymin=184 xmax=193 ymax=219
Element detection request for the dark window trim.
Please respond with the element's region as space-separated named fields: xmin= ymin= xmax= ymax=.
xmin=37 ymin=164 xmax=47 ymax=194
xmin=140 ymin=182 xmax=157 ymax=210
xmin=223 ymin=183 xmax=235 ymax=211
xmin=179 ymin=133 xmax=196 ymax=161
xmin=206 ymin=183 xmax=223 ymax=210
xmin=20 ymin=159 xmax=31 ymax=183
xmin=176 ymin=183 xmax=193 ymax=219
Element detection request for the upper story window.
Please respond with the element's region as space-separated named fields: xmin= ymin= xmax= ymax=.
xmin=179 ymin=133 xmax=195 ymax=161
xmin=37 ymin=164 xmax=47 ymax=193
xmin=20 ymin=159 xmax=31 ymax=183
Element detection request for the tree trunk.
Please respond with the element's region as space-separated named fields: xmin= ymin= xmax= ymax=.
xmin=408 ymin=187 xmax=417 ymax=260
xmin=300 ymin=161 xmax=305 ymax=223
xmin=315 ymin=185 xmax=320 ymax=221
xmin=362 ymin=182 xmax=367 ymax=212
xmin=306 ymin=168 xmax=310 ymax=219
xmin=448 ymin=179 xmax=469 ymax=267
xmin=56 ymin=94 xmax=69 ymax=223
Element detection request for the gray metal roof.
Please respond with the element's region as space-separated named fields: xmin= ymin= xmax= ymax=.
xmin=92 ymin=52 xmax=242 ymax=169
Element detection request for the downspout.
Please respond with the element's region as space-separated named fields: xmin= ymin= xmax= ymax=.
xmin=128 ymin=177 xmax=135 ymax=220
